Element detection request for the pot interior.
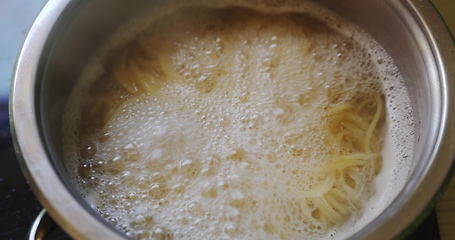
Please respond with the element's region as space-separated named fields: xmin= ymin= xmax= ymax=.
xmin=34 ymin=0 xmax=448 ymax=238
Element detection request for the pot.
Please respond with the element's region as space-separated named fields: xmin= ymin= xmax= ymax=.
xmin=10 ymin=0 xmax=455 ymax=239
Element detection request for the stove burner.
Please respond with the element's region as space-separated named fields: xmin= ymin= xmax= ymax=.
xmin=28 ymin=210 xmax=70 ymax=240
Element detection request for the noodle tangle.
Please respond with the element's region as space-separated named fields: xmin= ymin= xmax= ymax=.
xmin=67 ymin=6 xmax=399 ymax=239
xmin=300 ymin=95 xmax=384 ymax=229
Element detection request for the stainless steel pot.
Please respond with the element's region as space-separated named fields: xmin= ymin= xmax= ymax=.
xmin=10 ymin=0 xmax=455 ymax=239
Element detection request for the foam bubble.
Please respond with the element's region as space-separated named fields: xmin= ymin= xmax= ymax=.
xmin=62 ymin=1 xmax=414 ymax=240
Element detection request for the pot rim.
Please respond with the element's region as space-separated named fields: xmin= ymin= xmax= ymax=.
xmin=350 ymin=0 xmax=455 ymax=238
xmin=9 ymin=0 xmax=124 ymax=239
xmin=9 ymin=0 xmax=455 ymax=239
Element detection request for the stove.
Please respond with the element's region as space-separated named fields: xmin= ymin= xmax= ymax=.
xmin=0 ymin=1 xmax=443 ymax=239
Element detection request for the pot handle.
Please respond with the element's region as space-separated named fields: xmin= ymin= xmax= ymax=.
xmin=28 ymin=209 xmax=57 ymax=240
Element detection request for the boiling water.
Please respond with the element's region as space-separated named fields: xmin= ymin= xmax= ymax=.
xmin=63 ymin=1 xmax=414 ymax=239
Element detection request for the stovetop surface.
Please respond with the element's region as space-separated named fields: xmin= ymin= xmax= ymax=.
xmin=0 ymin=1 xmax=443 ymax=239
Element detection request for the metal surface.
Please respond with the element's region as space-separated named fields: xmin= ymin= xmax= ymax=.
xmin=28 ymin=210 xmax=54 ymax=240
xmin=430 ymin=1 xmax=455 ymax=239
xmin=10 ymin=1 xmax=125 ymax=239
xmin=9 ymin=0 xmax=455 ymax=239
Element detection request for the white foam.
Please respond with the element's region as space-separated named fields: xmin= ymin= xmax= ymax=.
xmin=62 ymin=1 xmax=414 ymax=239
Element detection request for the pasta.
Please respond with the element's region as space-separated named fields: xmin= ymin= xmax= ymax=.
xmin=301 ymin=95 xmax=384 ymax=229
xmin=65 ymin=5 xmax=402 ymax=239
xmin=98 ymin=35 xmax=386 ymax=229
xmin=112 ymin=37 xmax=166 ymax=95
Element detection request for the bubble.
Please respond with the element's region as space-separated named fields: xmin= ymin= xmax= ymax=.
xmin=201 ymin=182 xmax=218 ymax=198
xmin=107 ymin=156 xmax=126 ymax=174
xmin=80 ymin=143 xmax=97 ymax=159
xmin=195 ymin=75 xmax=217 ymax=93
xmin=180 ymin=159 xmax=201 ymax=179
xmin=152 ymin=227 xmax=173 ymax=240
xmin=227 ymin=148 xmax=247 ymax=161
